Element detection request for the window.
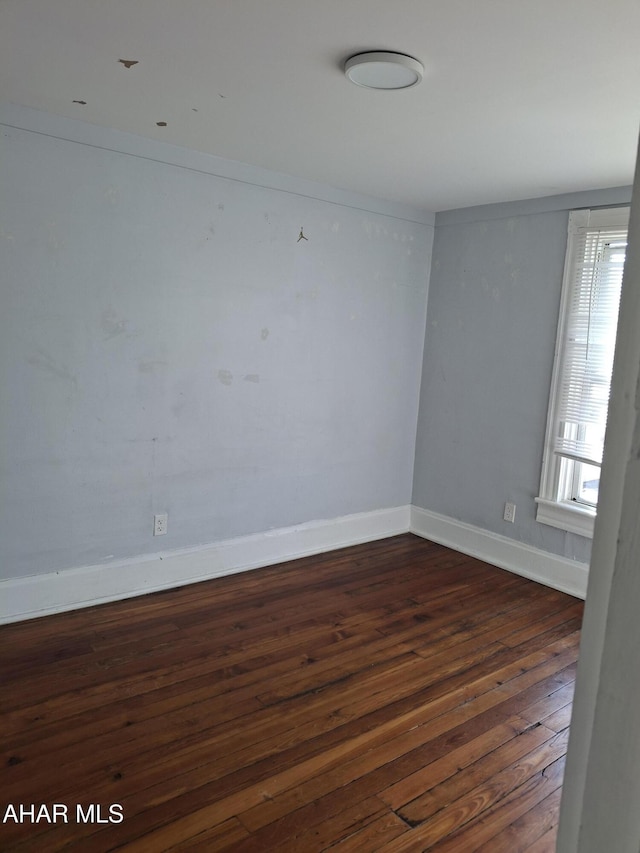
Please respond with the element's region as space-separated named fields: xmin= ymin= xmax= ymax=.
xmin=536 ymin=206 xmax=629 ymax=537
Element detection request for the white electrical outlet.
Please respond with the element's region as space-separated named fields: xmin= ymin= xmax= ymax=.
xmin=153 ymin=513 xmax=168 ymax=536
xmin=503 ymin=502 xmax=516 ymax=523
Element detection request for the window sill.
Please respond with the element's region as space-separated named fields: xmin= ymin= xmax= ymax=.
xmin=535 ymin=497 xmax=595 ymax=539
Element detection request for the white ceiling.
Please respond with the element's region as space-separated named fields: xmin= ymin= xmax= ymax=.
xmin=2 ymin=0 xmax=639 ymax=212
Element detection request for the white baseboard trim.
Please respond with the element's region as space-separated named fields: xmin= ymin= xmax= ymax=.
xmin=0 ymin=506 xmax=411 ymax=624
xmin=1 ymin=504 xmax=589 ymax=623
xmin=410 ymin=506 xmax=588 ymax=600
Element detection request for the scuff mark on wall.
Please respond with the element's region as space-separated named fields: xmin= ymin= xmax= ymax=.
xmin=362 ymin=220 xmax=390 ymax=239
xmin=217 ymin=369 xmax=233 ymax=386
xmin=46 ymin=221 xmax=65 ymax=253
xmin=27 ymin=348 xmax=78 ymax=391
xmin=104 ymin=186 xmax=120 ymax=205
xmin=138 ymin=360 xmax=168 ymax=374
xmin=196 ymin=225 xmax=215 ymax=249
xmin=171 ymin=392 xmax=188 ymax=418
xmin=101 ymin=309 xmax=132 ymax=340
xmin=244 ymin=374 xmax=260 ymax=383
xmin=261 ymin=328 xmax=269 ymax=341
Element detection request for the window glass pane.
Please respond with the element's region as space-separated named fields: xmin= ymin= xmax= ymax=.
xmin=576 ymin=461 xmax=601 ymax=506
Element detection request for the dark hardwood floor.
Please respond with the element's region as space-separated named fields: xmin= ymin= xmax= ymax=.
xmin=0 ymin=534 xmax=583 ymax=851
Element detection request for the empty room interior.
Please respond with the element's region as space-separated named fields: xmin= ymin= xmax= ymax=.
xmin=2 ymin=1 xmax=640 ymax=851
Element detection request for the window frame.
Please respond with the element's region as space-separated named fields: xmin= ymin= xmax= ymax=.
xmin=536 ymin=206 xmax=630 ymax=538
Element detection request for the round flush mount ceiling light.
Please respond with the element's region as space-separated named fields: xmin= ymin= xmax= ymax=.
xmin=344 ymin=51 xmax=424 ymax=90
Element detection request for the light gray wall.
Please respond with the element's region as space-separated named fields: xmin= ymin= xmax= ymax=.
xmin=0 ymin=108 xmax=432 ymax=579
xmin=412 ymin=187 xmax=632 ymax=563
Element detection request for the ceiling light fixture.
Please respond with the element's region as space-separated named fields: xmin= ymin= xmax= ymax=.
xmin=344 ymin=51 xmax=423 ymax=90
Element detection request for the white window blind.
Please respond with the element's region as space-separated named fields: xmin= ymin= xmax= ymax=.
xmin=553 ymin=209 xmax=628 ymax=466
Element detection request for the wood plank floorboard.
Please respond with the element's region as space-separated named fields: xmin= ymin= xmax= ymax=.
xmin=0 ymin=533 xmax=583 ymax=851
